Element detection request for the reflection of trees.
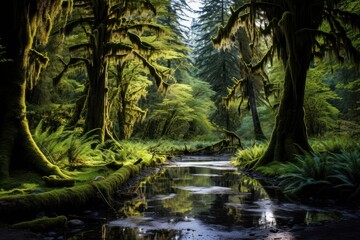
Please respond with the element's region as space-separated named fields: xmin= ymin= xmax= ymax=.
xmin=117 ymin=162 xmax=310 ymax=231
xmin=162 ymin=190 xmax=193 ymax=215
xmin=198 ymin=194 xmax=237 ymax=227
xmin=120 ymin=200 xmax=147 ymax=217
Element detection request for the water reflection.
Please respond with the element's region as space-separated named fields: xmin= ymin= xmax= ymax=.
xmin=104 ymin=156 xmax=278 ymax=239
xmin=70 ymin=156 xmax=343 ymax=239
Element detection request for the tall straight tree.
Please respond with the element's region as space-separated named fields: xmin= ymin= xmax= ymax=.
xmin=0 ymin=0 xmax=71 ymax=181
xmin=223 ymin=26 xmax=268 ymax=140
xmin=192 ymin=0 xmax=241 ymax=130
xmin=214 ymin=0 xmax=360 ymax=164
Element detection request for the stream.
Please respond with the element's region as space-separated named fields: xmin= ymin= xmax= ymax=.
xmin=69 ymin=155 xmax=351 ymax=240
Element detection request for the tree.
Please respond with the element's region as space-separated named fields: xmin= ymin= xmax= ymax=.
xmin=109 ymin=62 xmax=152 ymax=140
xmin=144 ymin=79 xmax=215 ymax=140
xmin=222 ymin=27 xmax=268 ymax=141
xmin=0 ymin=0 xmax=72 ymax=181
xmin=213 ymin=0 xmax=360 ymax=164
xmin=192 ymin=0 xmax=241 ymax=130
xmin=55 ymin=0 xmax=168 ymax=142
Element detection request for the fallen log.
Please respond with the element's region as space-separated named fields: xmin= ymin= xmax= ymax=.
xmin=0 ymin=161 xmax=154 ymax=222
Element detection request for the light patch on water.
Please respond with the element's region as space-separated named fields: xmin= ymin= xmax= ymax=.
xmin=168 ymin=161 xmax=237 ymax=170
xmin=191 ymin=173 xmax=222 ymax=177
xmin=148 ymin=193 xmax=177 ymax=202
xmin=174 ymin=186 xmax=234 ymax=195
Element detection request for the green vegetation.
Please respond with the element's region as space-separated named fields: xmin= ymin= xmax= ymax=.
xmin=233 ymin=138 xmax=360 ymax=202
xmin=0 ymin=0 xmax=360 ymax=226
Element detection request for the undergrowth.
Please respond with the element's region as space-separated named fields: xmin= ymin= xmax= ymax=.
xmin=234 ymin=135 xmax=360 ymax=203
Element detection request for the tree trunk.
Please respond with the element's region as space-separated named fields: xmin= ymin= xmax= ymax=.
xmin=259 ymin=12 xmax=312 ymax=165
xmin=0 ymin=162 xmax=150 ymax=221
xmin=84 ymin=0 xmax=110 ymax=143
xmin=237 ymin=27 xmax=266 ymax=141
xmin=117 ymin=65 xmax=129 ymax=140
xmin=247 ymin=78 xmax=266 ymax=141
xmin=0 ymin=1 xmax=68 ymax=181
xmin=68 ymin=83 xmax=89 ymax=127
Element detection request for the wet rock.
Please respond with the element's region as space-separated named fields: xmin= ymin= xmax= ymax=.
xmin=46 ymin=231 xmax=57 ymax=237
xmin=289 ymin=226 xmax=305 ymax=232
xmin=67 ymin=219 xmax=85 ymax=228
xmin=42 ymin=237 xmax=55 ymax=240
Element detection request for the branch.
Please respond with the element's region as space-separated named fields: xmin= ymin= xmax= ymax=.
xmin=212 ymin=2 xmax=284 ymax=49
xmin=53 ymin=57 xmax=89 ymax=86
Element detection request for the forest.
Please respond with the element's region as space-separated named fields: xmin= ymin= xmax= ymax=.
xmin=0 ymin=0 xmax=360 ymax=239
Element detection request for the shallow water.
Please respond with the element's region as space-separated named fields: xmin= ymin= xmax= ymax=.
xmin=69 ymin=155 xmax=343 ymax=240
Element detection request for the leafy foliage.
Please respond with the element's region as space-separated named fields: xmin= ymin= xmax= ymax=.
xmin=231 ymin=143 xmax=268 ymax=168
xmin=311 ymin=135 xmax=360 ymax=153
xmin=274 ymin=150 xmax=360 ymax=201
xmin=331 ymin=151 xmax=360 ymax=200
xmin=304 ymin=60 xmax=341 ymax=136
xmin=278 ymin=152 xmax=333 ymax=196
xmin=33 ymin=123 xmax=102 ymax=168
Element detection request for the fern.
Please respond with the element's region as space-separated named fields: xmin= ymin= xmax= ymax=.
xmin=231 ymin=144 xmax=267 ymax=169
xmin=33 ymin=123 xmax=103 ymax=168
xmin=311 ymin=136 xmax=359 ymax=153
xmin=278 ymin=152 xmax=333 ymax=196
xmin=331 ymin=151 xmax=360 ymax=200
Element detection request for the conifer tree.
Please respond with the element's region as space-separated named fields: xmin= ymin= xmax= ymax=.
xmin=192 ymin=0 xmax=241 ymax=130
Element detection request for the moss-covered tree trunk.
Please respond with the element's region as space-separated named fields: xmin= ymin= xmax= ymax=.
xmin=116 ymin=64 xmax=130 ymax=140
xmin=0 ymin=1 xmax=69 ymax=181
xmin=237 ymin=27 xmax=266 ymax=141
xmin=259 ymin=12 xmax=313 ymax=165
xmin=247 ymin=77 xmax=266 ymax=140
xmin=84 ymin=0 xmax=110 ymax=143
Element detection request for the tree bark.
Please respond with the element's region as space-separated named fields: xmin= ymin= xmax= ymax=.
xmin=247 ymin=78 xmax=266 ymax=141
xmin=84 ymin=0 xmax=110 ymax=143
xmin=0 ymin=1 xmax=69 ymax=181
xmin=237 ymin=27 xmax=266 ymax=141
xmin=259 ymin=12 xmax=312 ymax=165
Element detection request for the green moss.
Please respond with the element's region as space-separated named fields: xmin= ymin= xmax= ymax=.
xmin=0 ymin=163 xmax=146 ymax=220
xmin=10 ymin=216 xmax=67 ymax=232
